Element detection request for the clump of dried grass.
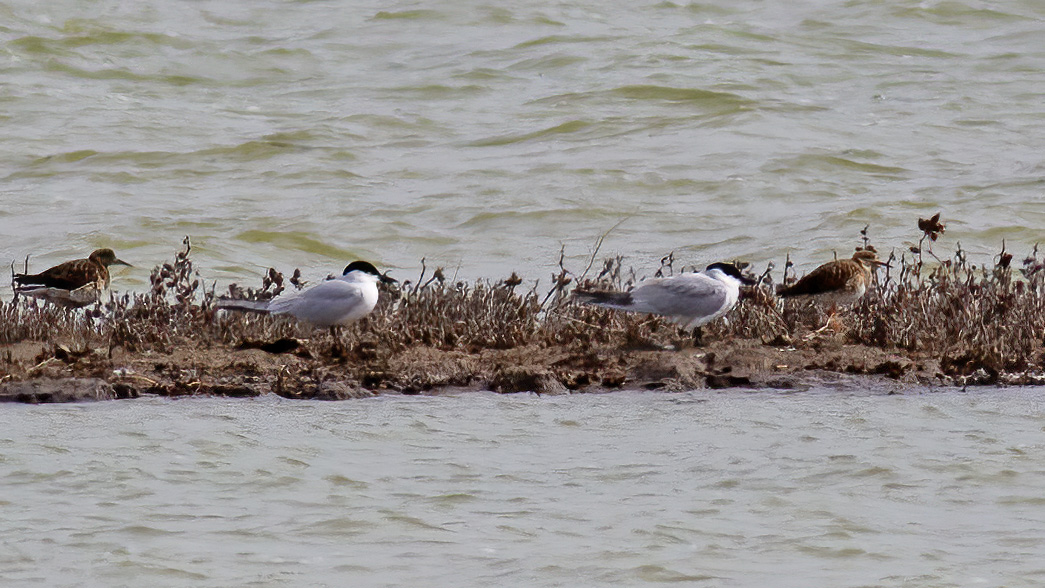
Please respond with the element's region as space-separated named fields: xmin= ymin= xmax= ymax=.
xmin=0 ymin=298 xmax=93 ymax=345
xmin=325 ymin=261 xmax=540 ymax=357
xmin=379 ymin=277 xmax=541 ymax=350
xmin=102 ymin=237 xmax=223 ymax=354
xmin=845 ymin=240 xmax=1045 ymax=376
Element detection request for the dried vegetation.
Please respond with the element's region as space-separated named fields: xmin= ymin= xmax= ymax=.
xmin=3 ymin=213 xmax=1045 ymax=400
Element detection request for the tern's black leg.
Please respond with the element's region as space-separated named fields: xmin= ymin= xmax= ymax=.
xmin=329 ymin=326 xmax=347 ymax=359
xmin=691 ymin=326 xmax=705 ymax=347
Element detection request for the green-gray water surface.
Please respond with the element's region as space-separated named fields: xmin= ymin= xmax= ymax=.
xmin=2 ymin=390 xmax=1045 ymax=587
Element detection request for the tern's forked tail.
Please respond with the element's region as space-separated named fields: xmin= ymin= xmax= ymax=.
xmin=216 ymin=298 xmax=272 ymax=314
xmin=573 ymin=289 xmax=633 ymax=308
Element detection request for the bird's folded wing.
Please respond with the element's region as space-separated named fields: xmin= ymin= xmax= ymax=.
xmin=631 ymin=275 xmax=728 ymax=317
xmin=268 ymin=280 xmax=367 ymax=324
xmin=15 ymin=284 xmax=103 ymax=308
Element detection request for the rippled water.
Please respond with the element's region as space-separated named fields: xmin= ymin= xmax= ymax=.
xmin=2 ymin=0 xmax=1044 ymax=285
xmin=2 ymin=390 xmax=1045 ymax=586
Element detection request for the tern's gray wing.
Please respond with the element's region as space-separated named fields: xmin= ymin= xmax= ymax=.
xmin=268 ymin=279 xmax=367 ymax=327
xmin=629 ymin=274 xmax=730 ymax=326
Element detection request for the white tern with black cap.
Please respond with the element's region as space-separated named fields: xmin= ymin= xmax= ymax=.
xmin=217 ymin=260 xmax=396 ymax=329
xmin=573 ymin=262 xmax=755 ymax=332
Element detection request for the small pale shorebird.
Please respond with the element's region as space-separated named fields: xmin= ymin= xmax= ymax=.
xmin=777 ymin=250 xmax=883 ymax=305
xmin=217 ymin=261 xmax=396 ymax=329
xmin=574 ymin=262 xmax=755 ymax=344
xmin=13 ymin=248 xmax=132 ymax=307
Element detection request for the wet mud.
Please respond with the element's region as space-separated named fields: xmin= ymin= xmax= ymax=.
xmin=0 ymin=332 xmax=1029 ymax=404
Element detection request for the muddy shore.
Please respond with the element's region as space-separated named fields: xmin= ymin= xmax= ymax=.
xmin=0 ymin=332 xmax=1030 ymax=404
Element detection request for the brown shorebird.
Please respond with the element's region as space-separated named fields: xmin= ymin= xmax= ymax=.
xmin=14 ymin=248 xmax=131 ymax=292
xmin=777 ymin=250 xmax=882 ymax=305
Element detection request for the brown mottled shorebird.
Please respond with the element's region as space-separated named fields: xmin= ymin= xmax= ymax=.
xmin=777 ymin=250 xmax=882 ymax=305
xmin=14 ymin=248 xmax=131 ymax=292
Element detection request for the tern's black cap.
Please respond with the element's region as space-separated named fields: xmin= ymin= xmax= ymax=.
xmin=706 ymin=262 xmax=756 ymax=285
xmin=344 ymin=260 xmax=397 ymax=284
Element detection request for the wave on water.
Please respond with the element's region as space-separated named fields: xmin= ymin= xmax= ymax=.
xmin=233 ymin=229 xmax=361 ymax=260
xmin=466 ymin=120 xmax=593 ymax=147
xmin=610 ymin=84 xmax=753 ymax=107
xmin=762 ymin=152 xmax=910 ymax=178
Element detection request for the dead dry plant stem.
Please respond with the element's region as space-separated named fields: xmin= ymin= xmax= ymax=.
xmin=412 ymin=257 xmax=427 ymax=295
xmin=579 ymin=218 xmax=628 ymax=282
xmin=539 ymin=245 xmax=571 ymax=310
